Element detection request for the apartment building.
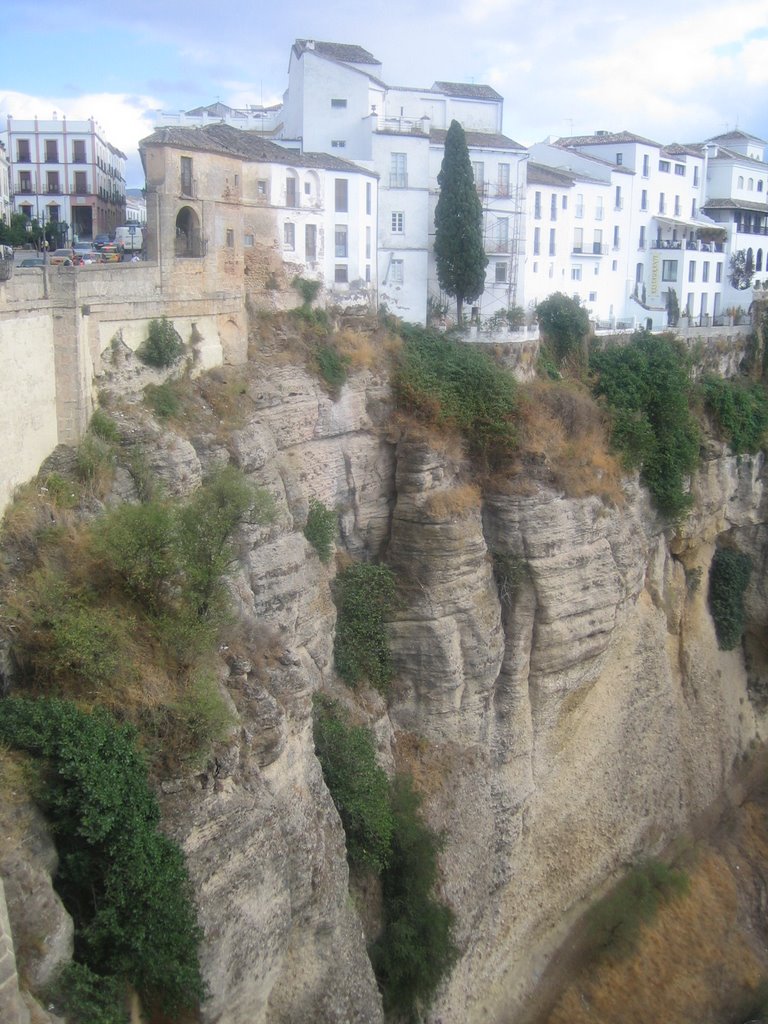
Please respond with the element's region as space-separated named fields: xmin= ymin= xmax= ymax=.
xmin=280 ymin=39 xmax=527 ymax=323
xmin=140 ymin=123 xmax=377 ymax=300
xmin=1 ymin=116 xmax=126 ymax=242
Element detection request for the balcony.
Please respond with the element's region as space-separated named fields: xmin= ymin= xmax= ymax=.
xmin=45 ymin=187 xmax=61 ymax=195
xmin=486 ymin=239 xmax=511 ymax=253
xmin=376 ymin=116 xmax=429 ymax=136
xmin=16 ymin=184 xmax=33 ymax=194
xmin=572 ymin=242 xmax=606 ymax=255
xmin=651 ymin=239 xmax=682 ymax=250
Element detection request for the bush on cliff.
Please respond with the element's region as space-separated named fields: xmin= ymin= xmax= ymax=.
xmin=590 ymin=331 xmax=700 ymax=519
xmin=708 ymin=547 xmax=752 ymax=650
xmin=0 ymin=697 xmax=205 ymax=1017
xmin=304 ymin=497 xmax=337 ymax=563
xmin=702 ymin=376 xmax=768 ymax=455
xmin=333 ymin=561 xmax=397 ymax=692
xmin=394 ymin=324 xmax=518 ymax=466
xmin=137 ymin=316 xmax=185 ymax=368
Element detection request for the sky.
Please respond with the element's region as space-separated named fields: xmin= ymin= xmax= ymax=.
xmin=2 ymin=0 xmax=767 ymax=187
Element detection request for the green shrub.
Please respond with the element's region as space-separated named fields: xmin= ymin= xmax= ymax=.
xmin=92 ymin=500 xmax=178 ymax=612
xmin=292 ymin=275 xmax=322 ymax=307
xmin=536 ymin=292 xmax=590 ymax=365
xmin=0 ymin=698 xmax=205 ymax=1017
xmin=315 ymin=343 xmax=350 ymax=396
xmin=144 ymin=380 xmax=182 ymax=420
xmin=492 ymin=551 xmax=528 ymax=606
xmin=75 ymin=433 xmax=116 ymax=489
xmin=586 ymin=858 xmax=689 ymax=960
xmin=708 ymin=547 xmax=752 ymax=650
xmin=304 ymin=498 xmax=337 ymax=563
xmin=89 ymin=410 xmax=120 ymax=443
xmin=370 ymin=775 xmax=458 ymax=1022
xmin=702 ymin=376 xmax=768 ymax=454
xmin=394 ymin=324 xmax=517 ymax=465
xmin=49 ymin=962 xmax=128 ymax=1024
xmin=137 ymin=317 xmax=185 ymax=368
xmin=333 ymin=562 xmax=397 ymax=691
xmin=590 ymin=331 xmax=700 ymax=519
xmin=313 ymin=697 xmax=393 ymax=873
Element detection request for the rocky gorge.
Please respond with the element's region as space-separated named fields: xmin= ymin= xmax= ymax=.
xmin=2 ymin=316 xmax=768 ymax=1024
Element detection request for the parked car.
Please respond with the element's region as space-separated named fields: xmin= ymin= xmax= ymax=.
xmin=99 ymin=244 xmax=122 ymax=262
xmin=79 ymin=251 xmax=102 ymax=264
xmin=19 ymin=257 xmax=45 ymax=268
xmin=49 ymin=248 xmax=75 ymax=266
xmin=93 ymin=234 xmax=112 ymax=250
xmin=73 ymin=241 xmax=93 ymax=252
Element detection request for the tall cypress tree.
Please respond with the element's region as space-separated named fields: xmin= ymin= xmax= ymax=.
xmin=434 ymin=120 xmax=488 ymax=322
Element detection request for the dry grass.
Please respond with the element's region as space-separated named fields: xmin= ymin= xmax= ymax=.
xmin=543 ymin=801 xmax=768 ymax=1024
xmin=422 ymin=484 xmax=481 ymax=520
xmin=0 ymin=747 xmax=37 ymax=859
xmin=515 ymin=379 xmax=625 ymax=505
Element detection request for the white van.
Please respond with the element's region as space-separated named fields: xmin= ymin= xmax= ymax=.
xmin=114 ymin=225 xmax=143 ymax=253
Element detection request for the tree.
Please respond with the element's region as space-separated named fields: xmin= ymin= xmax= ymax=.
xmin=536 ymin=292 xmax=590 ymax=364
xmin=666 ymin=287 xmax=680 ymax=327
xmin=434 ymin=120 xmax=488 ymax=322
xmin=729 ymin=249 xmax=754 ymax=290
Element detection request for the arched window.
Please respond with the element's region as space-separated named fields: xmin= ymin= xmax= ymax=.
xmin=748 ymin=178 xmax=754 ymax=191
xmin=757 ymin=249 xmax=764 ymax=272
xmin=738 ymin=175 xmax=744 ymax=189
xmin=175 ymin=206 xmax=203 ymax=257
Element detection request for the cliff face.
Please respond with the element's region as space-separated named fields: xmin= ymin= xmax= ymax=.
xmin=3 ymin=346 xmax=767 ymax=1024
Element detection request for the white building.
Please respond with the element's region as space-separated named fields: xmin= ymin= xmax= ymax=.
xmin=153 ymin=101 xmax=283 ymax=136
xmin=0 ymin=140 xmax=10 ymax=227
xmin=280 ymin=38 xmax=527 ymax=324
xmin=1 ymin=115 xmax=126 ymax=242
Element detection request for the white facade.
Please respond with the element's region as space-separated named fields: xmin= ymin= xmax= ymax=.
xmin=0 ymin=141 xmax=10 ymax=227
xmin=1 ymin=116 xmax=126 ymax=241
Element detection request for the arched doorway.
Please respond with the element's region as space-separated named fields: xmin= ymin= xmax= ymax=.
xmin=175 ymin=207 xmax=203 ymax=257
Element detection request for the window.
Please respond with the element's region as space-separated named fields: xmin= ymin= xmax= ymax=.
xmin=575 ymin=193 xmax=584 ymax=218
xmin=496 ymin=218 xmax=509 ymax=250
xmin=612 ymin=260 xmax=618 ymax=271
xmin=613 ymin=226 xmax=620 ymax=249
xmin=226 ymin=229 xmax=234 ymax=248
xmin=589 ymin=291 xmax=597 ymax=302
xmin=472 ymin=162 xmax=484 ymax=189
xmin=674 ymin=164 xmax=685 ymax=176
xmin=688 ymin=261 xmax=696 ymax=282
xmin=595 ymin=197 xmax=604 ymax=220
xmin=331 ymin=98 xmax=347 ymax=108
xmin=335 ymin=225 xmax=348 ymax=258
xmin=636 ymin=262 xmax=644 ymax=283
xmin=283 ymin=223 xmax=295 ymax=249
xmin=674 ymin=195 xmax=681 ymax=216
xmin=759 ymin=180 xmax=764 ymax=193
xmin=659 ymin=193 xmax=666 ymax=214
xmin=335 ymin=178 xmax=348 ymax=212
xmin=639 ymin=226 xmax=646 ymax=249
xmin=495 ymin=262 xmax=507 ymax=283
xmin=748 ymin=178 xmax=754 ymax=191
xmin=46 ymin=171 xmax=60 ymax=194
xmin=74 ymin=171 xmax=87 ymax=194
xmin=573 ymin=227 xmax=583 ymax=252
xmin=534 ymin=191 xmax=542 ymax=219
xmin=244 ymin=234 xmax=254 ymax=247
xmin=390 ymin=259 xmax=404 ymax=284
xmin=498 ymin=163 xmax=510 ymax=196
xmin=571 ymin=266 xmax=582 ymax=281
xmin=716 ymin=262 xmax=723 ymax=283
xmin=659 ymin=160 xmax=670 ymax=173
xmin=533 ymin=226 xmax=540 ymax=255
xmin=17 ymin=139 xmax=30 ymax=162
xmin=391 ymin=211 xmax=404 ymax=233
xmin=257 ymin=179 xmax=267 ymax=197
xmin=738 ymin=176 xmax=744 ymax=189
xmin=593 ymin=229 xmax=603 ymax=253
xmin=614 ymin=186 xmax=622 ymax=211
xmin=641 ymin=189 xmax=648 ymax=211
xmin=390 ymin=153 xmax=407 ymax=188
xmin=365 ymin=226 xmax=371 ymax=259
xmin=44 ymin=140 xmax=58 ymax=163
xmin=533 ymin=261 xmax=539 ymax=273
xmin=549 ymin=228 xmax=556 ymax=256
xmin=691 ymin=199 xmax=697 ymax=218
xmin=72 ymin=140 xmax=86 ymax=163
xmin=366 ymin=182 xmax=372 ymax=215
xmin=662 ymin=260 xmax=678 ymax=282
xmin=366 ymin=265 xmax=371 ymax=282
xmin=694 ymin=167 xmax=700 ymax=186
xmin=616 ymin=152 xmax=623 ymax=165
xmin=286 ymin=176 xmax=298 ymax=207
xmin=562 ymin=195 xmax=568 ymax=210
xmin=18 ymin=171 xmax=32 ymax=193
xmin=304 ymin=182 xmax=311 ymax=195
xmin=642 ymin=154 xmax=650 ymax=177
xmin=331 ymin=140 xmax=346 ymax=149
xmin=702 ymin=262 xmax=709 ymax=282
xmin=550 ymin=194 xmax=557 ymax=220
xmin=234 ymin=174 xmax=239 ymax=187
xmin=180 ymin=156 xmax=193 ymax=196
xmin=305 ymin=224 xmax=317 ymax=261
xmin=335 ymin=265 xmax=348 ymax=283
